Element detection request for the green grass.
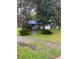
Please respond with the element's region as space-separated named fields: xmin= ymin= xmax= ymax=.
xmin=17 ymin=46 xmax=60 ymax=59
xmin=17 ymin=28 xmax=61 ymax=59
xmin=31 ymin=29 xmax=61 ymax=43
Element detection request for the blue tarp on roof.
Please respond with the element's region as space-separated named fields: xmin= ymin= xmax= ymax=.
xmin=27 ymin=20 xmax=38 ymax=24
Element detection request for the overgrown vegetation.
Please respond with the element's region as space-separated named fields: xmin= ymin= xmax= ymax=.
xmin=17 ymin=46 xmax=60 ymax=59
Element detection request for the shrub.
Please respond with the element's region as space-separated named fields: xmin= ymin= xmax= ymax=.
xmin=19 ymin=29 xmax=31 ymax=36
xmin=41 ymin=30 xmax=52 ymax=35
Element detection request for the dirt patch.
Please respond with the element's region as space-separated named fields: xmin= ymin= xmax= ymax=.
xmin=49 ymin=56 xmax=61 ymax=59
xmin=17 ymin=36 xmax=60 ymax=50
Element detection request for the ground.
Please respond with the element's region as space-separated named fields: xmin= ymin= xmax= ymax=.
xmin=17 ymin=28 xmax=61 ymax=59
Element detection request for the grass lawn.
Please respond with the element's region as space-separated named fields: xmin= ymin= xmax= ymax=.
xmin=17 ymin=45 xmax=60 ymax=59
xmin=31 ymin=29 xmax=61 ymax=44
xmin=17 ymin=28 xmax=61 ymax=59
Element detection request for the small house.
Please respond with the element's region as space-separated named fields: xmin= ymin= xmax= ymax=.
xmin=26 ymin=19 xmax=53 ymax=30
xmin=27 ymin=20 xmax=39 ymax=30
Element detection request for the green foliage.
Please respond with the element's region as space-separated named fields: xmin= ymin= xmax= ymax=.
xmin=41 ymin=30 xmax=52 ymax=35
xmin=39 ymin=18 xmax=48 ymax=24
xmin=17 ymin=28 xmax=22 ymax=36
xmin=36 ymin=0 xmax=61 ymax=28
xmin=19 ymin=29 xmax=31 ymax=36
xmin=17 ymin=0 xmax=61 ymax=29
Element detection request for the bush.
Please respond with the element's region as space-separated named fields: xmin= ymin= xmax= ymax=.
xmin=41 ymin=30 xmax=52 ymax=35
xmin=19 ymin=29 xmax=31 ymax=36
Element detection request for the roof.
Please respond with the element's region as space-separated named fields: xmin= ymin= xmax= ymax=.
xmin=27 ymin=19 xmax=52 ymax=25
xmin=27 ymin=20 xmax=38 ymax=24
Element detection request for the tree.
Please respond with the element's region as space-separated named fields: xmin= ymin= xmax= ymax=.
xmin=17 ymin=0 xmax=36 ymax=30
xmin=34 ymin=0 xmax=61 ymax=28
xmin=17 ymin=0 xmax=61 ymax=30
